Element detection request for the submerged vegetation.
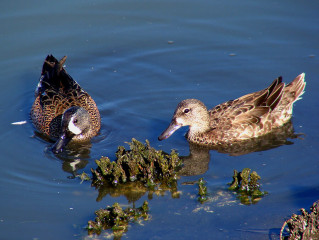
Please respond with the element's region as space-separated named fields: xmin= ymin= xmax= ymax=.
xmin=280 ymin=200 xmax=319 ymax=240
xmin=228 ymin=168 xmax=267 ymax=205
xmin=87 ymin=201 xmax=149 ymax=237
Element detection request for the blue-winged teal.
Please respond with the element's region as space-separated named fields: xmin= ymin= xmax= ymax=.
xmin=158 ymin=73 xmax=306 ymax=145
xmin=30 ymin=55 xmax=101 ymax=153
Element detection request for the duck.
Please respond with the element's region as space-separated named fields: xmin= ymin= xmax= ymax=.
xmin=158 ymin=73 xmax=306 ymax=146
xmin=30 ymin=55 xmax=101 ymax=153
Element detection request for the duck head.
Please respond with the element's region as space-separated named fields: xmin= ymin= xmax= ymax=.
xmin=52 ymin=106 xmax=91 ymax=153
xmin=158 ymin=99 xmax=210 ymax=141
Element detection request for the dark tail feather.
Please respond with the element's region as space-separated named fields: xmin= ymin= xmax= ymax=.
xmin=267 ymin=82 xmax=284 ymax=110
xmin=254 ymin=76 xmax=284 ymax=110
xmin=267 ymin=76 xmax=283 ymax=94
xmin=42 ymin=55 xmax=57 ymax=75
xmin=42 ymin=55 xmax=67 ymax=76
xmin=37 ymin=55 xmax=76 ymax=94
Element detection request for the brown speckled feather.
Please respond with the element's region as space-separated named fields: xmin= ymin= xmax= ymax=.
xmin=30 ymin=55 xmax=101 ymax=141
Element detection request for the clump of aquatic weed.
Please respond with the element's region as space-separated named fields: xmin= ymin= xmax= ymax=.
xmin=87 ymin=201 xmax=149 ymax=237
xmin=228 ymin=168 xmax=268 ymax=205
xmin=91 ymin=138 xmax=182 ymax=190
xmin=79 ymin=172 xmax=90 ymax=183
xmin=197 ymin=178 xmax=209 ymax=204
xmin=83 ymin=139 xmax=183 ymax=237
xmin=280 ymin=200 xmax=319 ymax=240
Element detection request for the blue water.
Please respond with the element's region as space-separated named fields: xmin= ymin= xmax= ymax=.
xmin=1 ymin=0 xmax=319 ymax=239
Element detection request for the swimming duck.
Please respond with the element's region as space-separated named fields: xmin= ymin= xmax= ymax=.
xmin=30 ymin=55 xmax=101 ymax=153
xmin=158 ymin=73 xmax=306 ymax=145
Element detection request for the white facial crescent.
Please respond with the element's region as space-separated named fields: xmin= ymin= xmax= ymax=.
xmin=68 ymin=116 xmax=82 ymax=135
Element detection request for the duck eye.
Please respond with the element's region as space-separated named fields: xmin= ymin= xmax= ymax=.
xmin=184 ymin=108 xmax=190 ymax=113
xmin=73 ymin=118 xmax=78 ymax=124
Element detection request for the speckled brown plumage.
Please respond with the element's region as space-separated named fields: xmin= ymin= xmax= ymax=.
xmin=158 ymin=73 xmax=306 ymax=146
xmin=30 ymin=55 xmax=101 ymax=141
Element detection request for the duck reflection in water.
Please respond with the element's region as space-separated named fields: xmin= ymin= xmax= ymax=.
xmin=179 ymin=120 xmax=301 ymax=176
xmin=58 ymin=142 xmax=92 ymax=178
xmin=39 ymin=134 xmax=92 ymax=178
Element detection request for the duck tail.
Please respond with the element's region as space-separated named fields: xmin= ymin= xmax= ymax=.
xmin=42 ymin=55 xmax=67 ymax=76
xmin=285 ymin=73 xmax=306 ymax=102
xmin=35 ymin=55 xmax=76 ymax=96
xmin=277 ymin=73 xmax=306 ymax=117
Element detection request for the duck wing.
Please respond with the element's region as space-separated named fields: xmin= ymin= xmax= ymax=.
xmin=209 ymin=77 xmax=285 ymax=129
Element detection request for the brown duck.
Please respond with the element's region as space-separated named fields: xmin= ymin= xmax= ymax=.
xmin=30 ymin=55 xmax=101 ymax=153
xmin=158 ymin=73 xmax=306 ymax=145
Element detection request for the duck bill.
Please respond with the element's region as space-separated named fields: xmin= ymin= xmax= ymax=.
xmin=51 ymin=133 xmax=72 ymax=154
xmin=158 ymin=120 xmax=182 ymax=141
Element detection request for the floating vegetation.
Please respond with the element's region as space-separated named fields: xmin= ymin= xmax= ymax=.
xmin=91 ymin=138 xmax=182 ymax=186
xmin=197 ymin=178 xmax=209 ymax=204
xmin=228 ymin=168 xmax=267 ymax=205
xmin=79 ymin=172 xmax=91 ymax=183
xmin=87 ymin=201 xmax=149 ymax=237
xmin=280 ymin=200 xmax=319 ymax=240
xmin=86 ymin=139 xmax=183 ymax=202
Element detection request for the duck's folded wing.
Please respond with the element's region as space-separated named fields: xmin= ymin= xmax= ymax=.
xmin=209 ymin=76 xmax=285 ymax=128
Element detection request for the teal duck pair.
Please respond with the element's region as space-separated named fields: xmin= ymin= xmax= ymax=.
xmin=31 ymin=55 xmax=306 ymax=152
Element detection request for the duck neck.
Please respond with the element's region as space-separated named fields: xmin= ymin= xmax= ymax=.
xmin=188 ymin=113 xmax=211 ymax=136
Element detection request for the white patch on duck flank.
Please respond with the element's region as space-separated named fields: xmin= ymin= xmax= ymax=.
xmin=68 ymin=116 xmax=82 ymax=135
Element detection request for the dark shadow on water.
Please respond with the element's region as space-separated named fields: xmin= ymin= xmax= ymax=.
xmin=290 ymin=185 xmax=319 ymax=207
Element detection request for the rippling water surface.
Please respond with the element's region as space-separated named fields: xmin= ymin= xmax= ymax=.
xmin=1 ymin=0 xmax=319 ymax=239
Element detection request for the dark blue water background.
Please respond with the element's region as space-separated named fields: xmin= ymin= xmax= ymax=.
xmin=1 ymin=0 xmax=318 ymax=239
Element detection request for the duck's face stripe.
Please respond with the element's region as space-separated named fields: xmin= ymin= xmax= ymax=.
xmin=68 ymin=116 xmax=82 ymax=135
